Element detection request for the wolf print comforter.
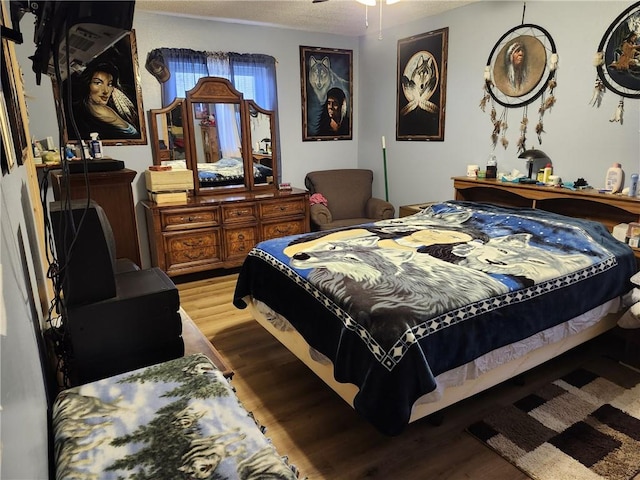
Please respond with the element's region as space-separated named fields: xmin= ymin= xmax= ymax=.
xmin=233 ymin=201 xmax=636 ymax=435
xmin=52 ymin=354 xmax=299 ymax=480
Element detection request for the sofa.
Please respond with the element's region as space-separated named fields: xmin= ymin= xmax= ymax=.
xmin=304 ymin=169 xmax=395 ymax=231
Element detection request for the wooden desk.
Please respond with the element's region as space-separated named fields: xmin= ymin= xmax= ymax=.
xmin=452 ymin=176 xmax=640 ymax=258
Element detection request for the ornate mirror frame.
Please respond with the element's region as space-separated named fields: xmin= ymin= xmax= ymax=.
xmin=184 ymin=77 xmax=278 ymax=195
xmin=246 ymin=99 xmax=277 ymax=190
xmin=148 ymin=97 xmax=191 ymax=166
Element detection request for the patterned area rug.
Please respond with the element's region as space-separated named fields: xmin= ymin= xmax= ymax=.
xmin=467 ymin=363 xmax=640 ymax=480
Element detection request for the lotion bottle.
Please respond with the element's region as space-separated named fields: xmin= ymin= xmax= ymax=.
xmin=542 ymin=163 xmax=553 ymax=184
xmin=605 ymin=163 xmax=624 ymax=193
xmin=89 ymin=132 xmax=103 ymax=159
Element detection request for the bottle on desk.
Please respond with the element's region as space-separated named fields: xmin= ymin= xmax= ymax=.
xmin=486 ymin=154 xmax=497 ymax=179
xmin=542 ymin=163 xmax=553 ymax=184
xmin=605 ymin=163 xmax=624 ymax=193
xmin=630 ymin=173 xmax=638 ymax=197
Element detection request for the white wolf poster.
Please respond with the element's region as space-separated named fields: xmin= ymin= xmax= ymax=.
xmin=397 ymin=28 xmax=448 ymax=141
xmin=300 ymin=46 xmax=353 ymax=141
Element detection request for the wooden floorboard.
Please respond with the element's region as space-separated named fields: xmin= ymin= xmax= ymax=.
xmin=176 ymin=272 xmax=625 ymax=480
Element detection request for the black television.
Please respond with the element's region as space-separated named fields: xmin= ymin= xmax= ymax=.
xmin=11 ymin=1 xmax=135 ymax=84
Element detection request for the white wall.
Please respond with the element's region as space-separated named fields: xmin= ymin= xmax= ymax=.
xmin=0 ymin=157 xmax=50 ymax=480
xmin=358 ymin=1 xmax=640 ymax=205
xmin=19 ymin=11 xmax=359 ymax=268
xmin=18 ymin=2 xmax=640 ymax=268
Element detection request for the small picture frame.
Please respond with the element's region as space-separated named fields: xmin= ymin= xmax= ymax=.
xmin=53 ymin=30 xmax=147 ymax=145
xmin=396 ymin=28 xmax=449 ymax=141
xmin=300 ymin=46 xmax=353 ymax=141
xmin=194 ymin=103 xmax=209 ymax=120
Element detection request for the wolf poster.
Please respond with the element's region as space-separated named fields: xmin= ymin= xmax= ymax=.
xmin=300 ymin=46 xmax=352 ymax=141
xmin=396 ymin=28 xmax=448 ymax=141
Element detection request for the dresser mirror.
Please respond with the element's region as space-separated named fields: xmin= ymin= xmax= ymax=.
xmin=184 ymin=77 xmax=277 ymax=194
xmin=148 ymin=98 xmax=190 ymax=166
xmin=248 ymin=100 xmax=276 ymax=187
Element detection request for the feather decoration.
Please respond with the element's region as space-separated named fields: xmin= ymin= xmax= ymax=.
xmin=535 ymin=121 xmax=545 ymax=144
xmin=501 ymin=134 xmax=509 ymax=149
xmin=609 ymin=98 xmax=624 ymax=124
xmin=593 ymin=51 xmax=604 ymax=67
xmin=549 ymin=53 xmax=559 ymax=71
xmin=491 ymin=119 xmax=501 ymax=148
xmin=499 ymin=111 xmax=509 ymax=150
xmin=516 ymin=114 xmax=528 ymax=154
xmin=490 ymin=107 xmax=497 ymax=123
xmin=539 ymin=95 xmax=556 ymax=113
xmin=479 ymin=92 xmax=491 ymax=112
xmin=111 ymin=88 xmax=138 ymax=124
xmin=589 ymin=79 xmax=606 ymax=108
xmin=483 ymin=66 xmax=491 ymax=82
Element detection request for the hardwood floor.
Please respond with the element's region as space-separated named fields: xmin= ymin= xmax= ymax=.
xmin=176 ymin=272 xmax=625 ymax=480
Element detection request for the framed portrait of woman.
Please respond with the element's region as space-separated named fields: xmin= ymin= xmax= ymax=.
xmin=300 ymin=46 xmax=353 ymax=141
xmin=53 ymin=30 xmax=147 ymax=146
xmin=396 ymin=28 xmax=448 ymax=141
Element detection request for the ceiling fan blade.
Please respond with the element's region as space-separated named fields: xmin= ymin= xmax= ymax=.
xmin=312 ymin=0 xmax=329 ymax=3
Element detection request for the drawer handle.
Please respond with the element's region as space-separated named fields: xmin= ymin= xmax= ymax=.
xmin=182 ymin=238 xmax=204 ymax=247
xmin=188 ymin=216 xmax=196 ymax=222
xmin=184 ymin=251 xmax=204 ymax=260
xmin=237 ymin=234 xmax=245 ymax=240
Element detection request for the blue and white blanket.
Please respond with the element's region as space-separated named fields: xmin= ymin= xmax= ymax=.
xmin=233 ymin=201 xmax=636 ymax=435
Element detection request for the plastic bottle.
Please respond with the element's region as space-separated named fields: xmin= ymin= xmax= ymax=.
xmin=81 ymin=140 xmax=91 ymax=159
xmin=90 ymin=132 xmax=103 ymax=159
xmin=486 ymin=154 xmax=497 ymax=179
xmin=605 ymin=163 xmax=624 ymax=193
xmin=542 ymin=163 xmax=553 ymax=184
xmin=630 ymin=173 xmax=638 ymax=197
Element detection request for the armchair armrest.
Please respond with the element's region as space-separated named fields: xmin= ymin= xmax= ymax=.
xmin=310 ymin=203 xmax=333 ymax=226
xmin=366 ymin=197 xmax=395 ymax=220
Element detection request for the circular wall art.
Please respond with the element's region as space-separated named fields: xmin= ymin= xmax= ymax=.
xmin=485 ymin=24 xmax=557 ymax=109
xmin=596 ymin=1 xmax=640 ymax=99
xmin=480 ymin=23 xmax=558 ymax=152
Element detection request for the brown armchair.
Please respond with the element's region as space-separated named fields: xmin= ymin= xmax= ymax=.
xmin=305 ymin=169 xmax=395 ymax=231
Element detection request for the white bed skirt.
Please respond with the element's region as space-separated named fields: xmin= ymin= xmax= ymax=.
xmin=244 ymin=294 xmax=622 ymax=424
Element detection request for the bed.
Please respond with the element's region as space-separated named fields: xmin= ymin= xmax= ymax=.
xmin=233 ymin=201 xmax=636 ymax=435
xmin=198 ymin=157 xmax=273 ymax=187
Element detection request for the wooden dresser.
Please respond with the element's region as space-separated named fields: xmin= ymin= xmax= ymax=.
xmin=51 ymin=168 xmax=141 ymax=266
xmin=142 ymin=188 xmax=310 ymax=276
xmin=452 ymin=176 xmax=640 ymax=258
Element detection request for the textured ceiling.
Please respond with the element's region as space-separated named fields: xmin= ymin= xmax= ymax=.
xmin=135 ymin=0 xmax=478 ymax=37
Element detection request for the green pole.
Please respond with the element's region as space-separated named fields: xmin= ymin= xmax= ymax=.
xmin=382 ymin=136 xmax=389 ymax=202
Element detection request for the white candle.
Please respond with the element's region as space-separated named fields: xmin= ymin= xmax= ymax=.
xmin=382 ymin=136 xmax=386 ymax=149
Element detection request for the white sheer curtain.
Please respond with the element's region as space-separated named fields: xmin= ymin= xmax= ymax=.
xmin=206 ymin=53 xmax=242 ymax=158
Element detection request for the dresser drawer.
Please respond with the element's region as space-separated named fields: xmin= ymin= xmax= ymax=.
xmin=160 ymin=207 xmax=220 ymax=231
xmin=260 ymin=198 xmax=307 ymax=219
xmin=261 ymin=219 xmax=307 ymax=241
xmin=163 ymin=229 xmax=222 ymax=270
xmin=222 ymin=203 xmax=257 ymax=224
xmin=224 ymin=226 xmax=258 ymax=259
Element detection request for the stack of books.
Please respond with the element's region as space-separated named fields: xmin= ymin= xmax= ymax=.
xmin=145 ymin=166 xmax=194 ymax=205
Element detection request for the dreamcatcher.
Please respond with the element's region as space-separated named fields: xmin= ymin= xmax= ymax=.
xmin=590 ymin=1 xmax=640 ymax=125
xmin=479 ymin=7 xmax=558 ymax=155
